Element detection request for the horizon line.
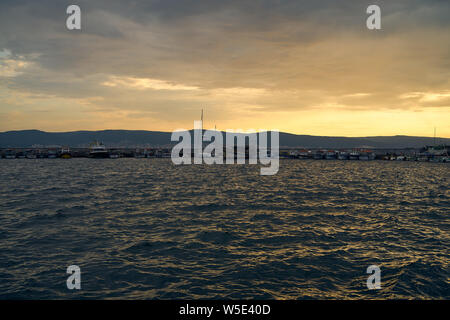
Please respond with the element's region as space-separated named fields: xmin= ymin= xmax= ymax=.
xmin=1 ymin=129 xmax=449 ymax=139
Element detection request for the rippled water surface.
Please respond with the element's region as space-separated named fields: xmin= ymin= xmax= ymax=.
xmin=0 ymin=159 xmax=448 ymax=299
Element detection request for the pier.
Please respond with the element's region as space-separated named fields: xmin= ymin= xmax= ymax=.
xmin=0 ymin=145 xmax=448 ymax=162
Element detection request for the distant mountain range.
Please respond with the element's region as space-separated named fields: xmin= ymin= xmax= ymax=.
xmin=0 ymin=130 xmax=448 ymax=149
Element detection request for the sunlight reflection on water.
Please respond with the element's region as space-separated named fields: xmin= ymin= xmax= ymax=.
xmin=0 ymin=159 xmax=448 ymax=299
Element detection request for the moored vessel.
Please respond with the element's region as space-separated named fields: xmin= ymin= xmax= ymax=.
xmin=313 ymin=151 xmax=324 ymax=160
xmin=349 ymin=150 xmax=360 ymax=160
xmin=89 ymin=141 xmax=109 ymax=158
xmin=359 ymin=154 xmax=369 ymax=161
xmin=298 ymin=149 xmax=310 ymax=159
xmin=134 ymin=148 xmax=146 ymax=158
xmin=337 ymin=151 xmax=348 ymax=160
xmin=16 ymin=152 xmax=25 ymax=159
xmin=60 ymin=147 xmax=72 ymax=159
xmin=325 ymin=151 xmax=337 ymax=160
xmin=25 ymin=150 xmax=37 ymax=159
xmin=5 ymin=150 xmax=16 ymax=159
xmin=47 ymin=150 xmax=58 ymax=158
xmin=109 ymin=150 xmax=120 ymax=158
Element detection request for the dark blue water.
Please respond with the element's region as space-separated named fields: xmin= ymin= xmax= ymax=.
xmin=0 ymin=159 xmax=448 ymax=299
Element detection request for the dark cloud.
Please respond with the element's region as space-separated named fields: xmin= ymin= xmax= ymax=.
xmin=0 ymin=0 xmax=449 ymax=134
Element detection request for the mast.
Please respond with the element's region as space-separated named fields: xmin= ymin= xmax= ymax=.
xmin=434 ymin=127 xmax=436 ymax=146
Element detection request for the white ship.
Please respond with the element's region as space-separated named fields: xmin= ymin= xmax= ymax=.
xmin=89 ymin=141 xmax=109 ymax=158
xmin=349 ymin=151 xmax=360 ymax=160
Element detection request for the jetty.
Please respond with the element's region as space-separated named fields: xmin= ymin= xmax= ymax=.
xmin=0 ymin=145 xmax=448 ymax=162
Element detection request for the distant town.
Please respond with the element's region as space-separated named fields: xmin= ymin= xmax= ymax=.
xmin=0 ymin=144 xmax=448 ymax=162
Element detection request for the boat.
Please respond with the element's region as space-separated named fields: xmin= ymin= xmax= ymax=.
xmin=349 ymin=151 xmax=360 ymax=160
xmin=298 ymin=149 xmax=310 ymax=159
xmin=145 ymin=149 xmax=155 ymax=158
xmin=36 ymin=150 xmax=46 ymax=158
xmin=325 ymin=151 xmax=337 ymax=160
xmin=337 ymin=151 xmax=349 ymax=160
xmin=89 ymin=141 xmax=109 ymax=158
xmin=47 ymin=150 xmax=58 ymax=158
xmin=25 ymin=150 xmax=37 ymax=159
xmin=359 ymin=154 xmax=369 ymax=161
xmin=60 ymin=147 xmax=72 ymax=159
xmin=416 ymin=156 xmax=428 ymax=162
xmin=359 ymin=149 xmax=376 ymax=160
xmin=288 ymin=150 xmax=299 ymax=158
xmin=109 ymin=150 xmax=120 ymax=159
xmin=313 ymin=151 xmax=324 ymax=160
xmin=16 ymin=152 xmax=25 ymax=159
xmin=4 ymin=150 xmax=16 ymax=159
xmin=162 ymin=149 xmax=171 ymax=158
xmin=134 ymin=148 xmax=146 ymax=158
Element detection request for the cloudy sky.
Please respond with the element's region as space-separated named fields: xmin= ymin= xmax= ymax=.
xmin=0 ymin=0 xmax=449 ymax=137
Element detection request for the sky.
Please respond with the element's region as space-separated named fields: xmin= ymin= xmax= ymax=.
xmin=0 ymin=0 xmax=449 ymax=137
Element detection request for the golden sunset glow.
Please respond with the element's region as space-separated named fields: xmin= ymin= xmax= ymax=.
xmin=0 ymin=1 xmax=449 ymax=137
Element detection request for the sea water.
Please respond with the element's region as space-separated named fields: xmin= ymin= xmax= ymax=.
xmin=0 ymin=159 xmax=448 ymax=299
